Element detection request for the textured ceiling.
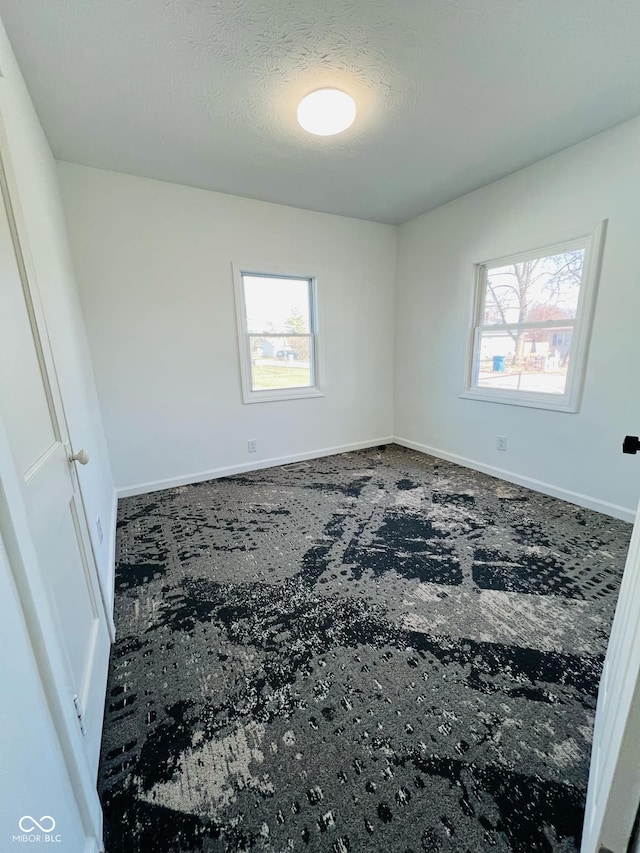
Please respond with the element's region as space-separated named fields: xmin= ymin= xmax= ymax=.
xmin=1 ymin=0 xmax=640 ymax=224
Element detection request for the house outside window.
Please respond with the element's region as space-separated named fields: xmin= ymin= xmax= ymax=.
xmin=233 ymin=267 xmax=322 ymax=404
xmin=462 ymin=222 xmax=606 ymax=412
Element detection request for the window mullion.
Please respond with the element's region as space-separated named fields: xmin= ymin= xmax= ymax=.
xmin=477 ymin=319 xmax=576 ymax=333
xmin=247 ymin=333 xmax=312 ymax=338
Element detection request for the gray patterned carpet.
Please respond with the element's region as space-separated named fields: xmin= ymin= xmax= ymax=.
xmin=99 ymin=445 xmax=631 ymax=852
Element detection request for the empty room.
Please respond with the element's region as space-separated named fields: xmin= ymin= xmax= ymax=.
xmin=2 ymin=2 xmax=640 ymax=852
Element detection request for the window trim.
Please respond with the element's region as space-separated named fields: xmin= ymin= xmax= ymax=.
xmin=232 ymin=263 xmax=323 ymax=404
xmin=460 ymin=221 xmax=606 ymax=413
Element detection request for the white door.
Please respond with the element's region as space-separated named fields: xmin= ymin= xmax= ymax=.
xmin=582 ymin=494 xmax=640 ymax=852
xmin=0 ymin=139 xmax=108 ymax=773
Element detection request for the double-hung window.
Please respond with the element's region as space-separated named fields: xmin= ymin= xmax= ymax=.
xmin=463 ymin=222 xmax=605 ymax=412
xmin=233 ymin=267 xmax=321 ymax=403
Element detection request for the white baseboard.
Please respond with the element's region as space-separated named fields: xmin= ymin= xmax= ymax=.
xmin=115 ymin=434 xmax=635 ymax=522
xmin=394 ymin=436 xmax=636 ymax=523
xmin=116 ymin=437 xmax=394 ymax=499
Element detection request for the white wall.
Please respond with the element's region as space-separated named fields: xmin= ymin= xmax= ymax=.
xmin=395 ymin=116 xmax=640 ymax=519
xmin=52 ymin=97 xmax=640 ymax=519
xmin=0 ymin=21 xmax=115 ymax=608
xmin=58 ymin=163 xmax=397 ymax=494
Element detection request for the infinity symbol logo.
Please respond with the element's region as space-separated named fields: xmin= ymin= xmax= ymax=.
xmin=19 ymin=816 xmax=56 ymax=833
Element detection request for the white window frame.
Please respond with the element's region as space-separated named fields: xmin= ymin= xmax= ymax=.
xmin=460 ymin=221 xmax=606 ymax=413
xmin=232 ymin=264 xmax=323 ymax=404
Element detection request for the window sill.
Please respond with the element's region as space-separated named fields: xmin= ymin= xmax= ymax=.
xmin=459 ymin=388 xmax=578 ymax=413
xmin=242 ymin=387 xmax=325 ymax=405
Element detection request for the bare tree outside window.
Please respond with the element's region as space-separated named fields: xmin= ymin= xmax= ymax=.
xmin=465 ymin=223 xmax=605 ymax=412
xmin=475 ymin=249 xmax=586 ymax=396
xmin=284 ymin=309 xmax=311 ymax=362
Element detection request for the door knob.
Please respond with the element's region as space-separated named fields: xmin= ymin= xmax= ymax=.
xmin=69 ymin=448 xmax=90 ymax=465
xmin=623 ymin=436 xmax=640 ymax=455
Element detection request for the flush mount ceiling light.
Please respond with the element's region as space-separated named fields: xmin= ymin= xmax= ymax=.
xmin=297 ymin=88 xmax=356 ymax=136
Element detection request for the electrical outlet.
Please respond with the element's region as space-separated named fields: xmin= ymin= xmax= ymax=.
xmin=496 ymin=436 xmax=507 ymax=452
xmin=96 ymin=516 xmax=104 ymax=545
xmin=248 ymin=439 xmax=257 ymax=454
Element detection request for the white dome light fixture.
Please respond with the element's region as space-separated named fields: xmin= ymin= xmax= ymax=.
xmin=297 ymin=88 xmax=356 ymax=136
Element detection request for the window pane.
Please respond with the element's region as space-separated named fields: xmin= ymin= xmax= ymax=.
xmin=243 ymin=275 xmax=311 ymax=334
xmin=483 ymin=249 xmax=585 ymax=326
xmin=474 ymin=327 xmax=573 ymax=395
xmin=249 ymin=335 xmax=312 ymax=391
